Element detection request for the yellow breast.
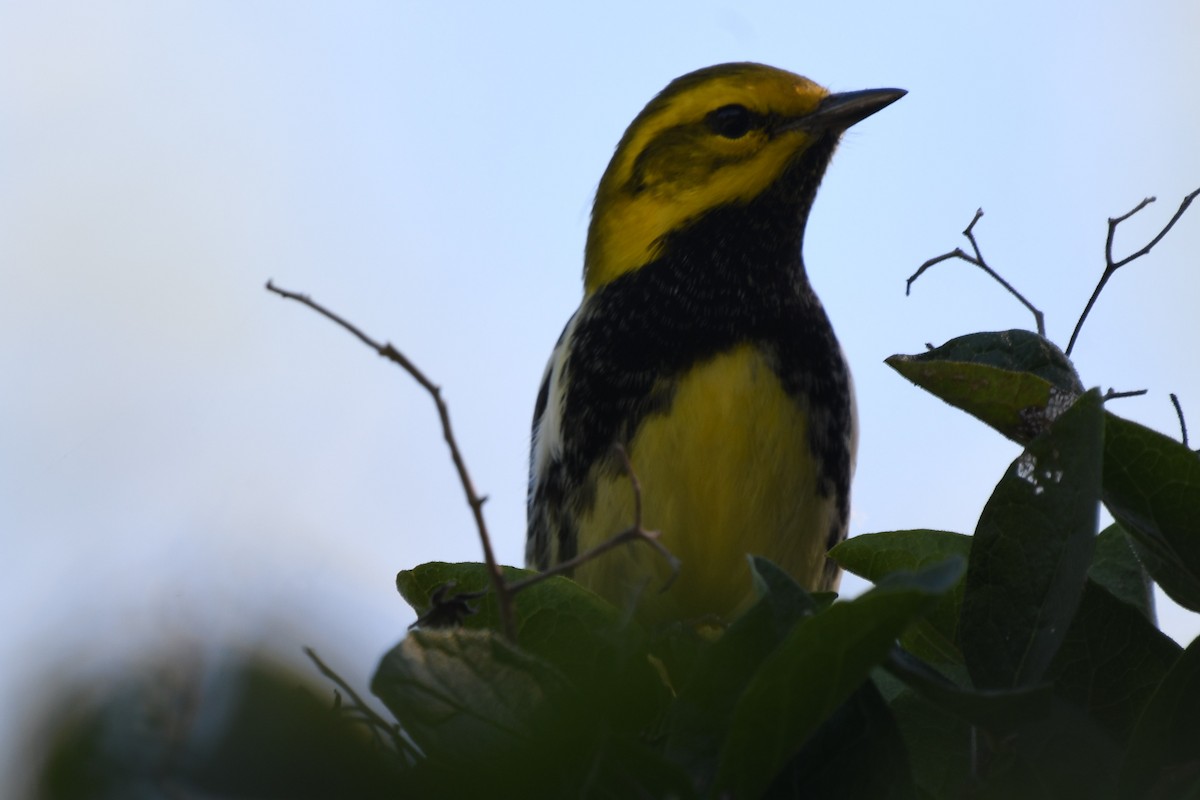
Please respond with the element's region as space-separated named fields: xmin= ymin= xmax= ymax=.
xmin=573 ymin=343 xmax=840 ymax=624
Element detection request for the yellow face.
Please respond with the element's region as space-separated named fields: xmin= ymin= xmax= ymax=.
xmin=584 ymin=64 xmax=830 ymax=293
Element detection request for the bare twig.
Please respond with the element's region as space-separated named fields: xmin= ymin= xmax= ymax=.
xmin=408 ymin=443 xmax=679 ymax=634
xmin=266 ymin=280 xmax=516 ymax=640
xmin=1066 ymin=188 xmax=1200 ymax=357
xmin=1103 ymin=388 xmax=1149 ymax=401
xmin=268 ymin=282 xmax=683 ymax=640
xmin=1170 ymin=393 xmax=1190 ymax=448
xmin=507 ymin=444 xmax=681 ymax=595
xmin=305 ymin=647 xmax=417 ymax=759
xmin=907 ymin=209 xmax=1046 ymax=336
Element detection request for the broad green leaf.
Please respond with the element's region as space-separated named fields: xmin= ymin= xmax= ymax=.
xmin=882 ymin=684 xmax=975 ymax=799
xmin=1088 ymin=523 xmax=1155 ymax=622
xmin=960 ymin=389 xmax=1103 ymax=690
xmin=395 ymin=562 xmax=658 ymax=723
xmin=369 ymin=633 xmax=609 ymax=796
xmin=397 ymin=561 xmax=615 ymax=634
xmin=1049 ymin=580 xmax=1180 ymax=743
xmin=373 ymin=622 xmax=695 ymax=797
xmin=371 ymin=629 xmax=580 ymax=788
xmin=665 ymin=557 xmax=814 ymax=783
xmin=884 ymin=648 xmax=1052 ymax=734
xmin=1102 ymin=411 xmax=1200 ymax=612
xmin=769 ymin=681 xmax=916 ymax=799
xmin=997 ymin=696 xmax=1122 ymax=800
xmin=832 ymin=530 xmax=971 ymax=666
xmin=886 ymin=330 xmax=1083 ymax=444
xmin=878 ymin=671 xmax=979 ymax=796
xmin=889 ymin=690 xmax=1118 ymax=800
xmin=1119 ymin=636 xmax=1200 ymax=800
xmin=879 ymin=673 xmax=1095 ymax=800
xmin=396 ymin=561 xmax=523 ymax=625
xmin=713 ymin=557 xmax=963 ymax=798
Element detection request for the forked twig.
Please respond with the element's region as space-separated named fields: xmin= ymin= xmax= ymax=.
xmin=907 ymin=209 xmax=1046 ymax=336
xmin=268 ymin=281 xmax=681 ymax=641
xmin=1065 ymin=188 xmax=1200 ymax=356
xmin=266 ymin=280 xmax=516 ymax=639
xmin=305 ymin=647 xmax=417 ymax=759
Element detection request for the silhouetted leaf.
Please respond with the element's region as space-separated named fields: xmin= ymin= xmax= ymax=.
xmin=769 ymin=681 xmax=915 ymax=799
xmin=1102 ymin=412 xmax=1200 ymax=612
xmin=1119 ymin=636 xmax=1200 ymax=800
xmin=1089 ymin=523 xmax=1155 ymax=622
xmin=665 ymin=557 xmax=815 ymax=785
xmin=1049 ymin=580 xmax=1180 ymax=742
xmin=960 ymin=389 xmax=1103 ymax=690
xmin=713 ymin=558 xmax=963 ymax=798
xmin=884 ymin=648 xmax=1052 ymax=734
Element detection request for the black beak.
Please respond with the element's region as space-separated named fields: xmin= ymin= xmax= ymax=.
xmin=782 ymin=87 xmax=906 ymax=133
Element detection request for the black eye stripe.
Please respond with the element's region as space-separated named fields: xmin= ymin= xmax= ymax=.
xmin=705 ymin=104 xmax=762 ymax=139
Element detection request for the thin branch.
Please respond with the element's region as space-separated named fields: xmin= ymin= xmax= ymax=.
xmin=507 ymin=444 xmax=681 ymax=595
xmin=305 ymin=647 xmax=417 ymax=759
xmin=409 ymin=444 xmax=680 ymax=633
xmin=267 ymin=280 xmax=516 ymax=640
xmin=1103 ymin=388 xmax=1149 ymax=401
xmin=1170 ymin=393 xmax=1190 ymax=449
xmin=907 ymin=209 xmax=1046 ymax=336
xmin=1066 ymin=188 xmax=1200 ymax=357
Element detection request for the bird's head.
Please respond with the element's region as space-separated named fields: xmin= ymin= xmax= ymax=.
xmin=583 ymin=63 xmax=904 ymax=294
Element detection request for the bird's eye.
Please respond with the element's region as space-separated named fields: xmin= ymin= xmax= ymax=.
xmin=706 ymin=104 xmax=754 ymax=139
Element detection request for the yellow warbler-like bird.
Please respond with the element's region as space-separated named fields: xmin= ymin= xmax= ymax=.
xmin=526 ymin=63 xmax=903 ymax=625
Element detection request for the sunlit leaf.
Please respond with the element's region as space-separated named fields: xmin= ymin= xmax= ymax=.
xmin=887 ymin=330 xmax=1083 ymax=444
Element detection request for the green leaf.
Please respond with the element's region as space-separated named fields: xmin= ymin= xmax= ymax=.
xmin=884 ymin=648 xmax=1052 ymax=735
xmin=1088 ymin=523 xmax=1156 ymax=621
xmin=748 ymin=554 xmax=820 ymax=617
xmin=665 ymin=557 xmax=815 ymax=784
xmin=885 ymin=691 xmax=972 ymax=799
xmin=713 ymin=557 xmax=963 ymax=798
xmin=1102 ymin=411 xmax=1200 ymax=612
xmin=886 ymin=330 xmax=1083 ymax=444
xmin=832 ymin=530 xmax=971 ymax=666
xmin=373 ymin=622 xmax=697 ymax=796
xmin=1049 ymin=580 xmax=1180 ymax=743
xmin=995 ymin=696 xmax=1123 ymax=800
xmin=1119 ymin=636 xmax=1200 ymax=800
xmin=371 ymin=629 xmax=574 ymax=760
xmin=395 ymin=562 xmax=659 ymax=724
xmin=960 ymin=389 xmax=1104 ymax=690
xmin=887 ymin=683 xmax=1121 ymax=800
xmin=769 ymin=681 xmax=916 ymax=799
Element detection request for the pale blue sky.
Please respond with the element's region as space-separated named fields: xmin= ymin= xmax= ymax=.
xmin=3 ymin=2 xmax=1199 ymax=792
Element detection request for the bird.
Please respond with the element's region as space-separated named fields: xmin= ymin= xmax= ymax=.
xmin=525 ymin=63 xmax=904 ymax=626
